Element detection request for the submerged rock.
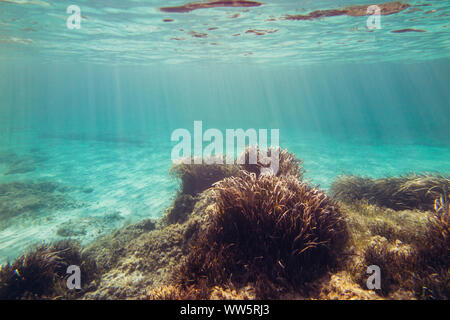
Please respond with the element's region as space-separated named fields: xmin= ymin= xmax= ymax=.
xmin=330 ymin=174 xmax=450 ymax=211
xmin=82 ymin=187 xmax=94 ymax=194
xmin=4 ymin=158 xmax=36 ymax=175
xmin=0 ymin=180 xmax=82 ymax=230
xmin=82 ymin=190 xmax=215 ymax=299
xmin=0 ymin=151 xmax=47 ymax=176
xmin=0 ymin=241 xmax=98 ymax=300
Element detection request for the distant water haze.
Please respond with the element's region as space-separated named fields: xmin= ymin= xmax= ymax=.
xmin=0 ymin=60 xmax=449 ymax=145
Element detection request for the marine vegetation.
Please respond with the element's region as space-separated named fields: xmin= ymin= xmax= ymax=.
xmin=77 ymin=149 xmax=450 ymax=300
xmin=177 ymin=172 xmax=348 ymax=298
xmin=0 ymin=240 xmax=98 ymax=300
xmin=427 ymin=192 xmax=449 ymax=264
xmin=0 ymin=180 xmax=81 ymax=231
xmin=238 ymin=146 xmax=304 ymax=179
xmin=169 ymin=156 xmax=239 ymax=195
xmin=330 ymin=173 xmax=450 ymax=211
xmin=1 ymin=144 xmax=447 ymax=300
xmin=344 ymin=189 xmax=449 ymax=299
xmin=161 ymin=193 xmax=197 ymax=225
xmin=145 ymin=284 xmax=212 ymax=300
xmin=169 ymin=146 xmax=304 ymax=196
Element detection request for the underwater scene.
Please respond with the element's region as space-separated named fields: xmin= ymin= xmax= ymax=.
xmin=0 ymin=0 xmax=449 ymax=301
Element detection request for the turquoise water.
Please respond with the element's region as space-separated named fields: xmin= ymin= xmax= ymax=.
xmin=0 ymin=1 xmax=449 ymax=263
